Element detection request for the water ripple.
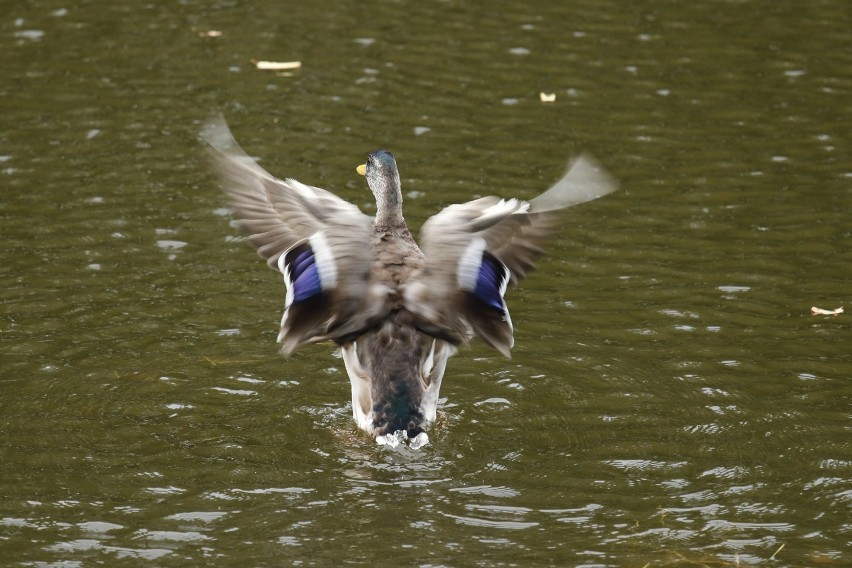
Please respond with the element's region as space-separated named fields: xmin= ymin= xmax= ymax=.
xmin=444 ymin=514 xmax=538 ymax=530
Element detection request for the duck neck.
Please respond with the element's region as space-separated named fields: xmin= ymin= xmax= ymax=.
xmin=373 ymin=180 xmax=405 ymax=226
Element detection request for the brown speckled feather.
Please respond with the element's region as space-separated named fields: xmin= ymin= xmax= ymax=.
xmin=403 ymin=154 xmax=617 ymax=357
xmin=204 ymin=116 xmax=615 ymax=441
xmin=202 ymin=117 xmax=389 ymax=353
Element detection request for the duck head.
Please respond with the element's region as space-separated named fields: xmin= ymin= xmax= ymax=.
xmin=357 ymin=150 xmax=403 ymax=224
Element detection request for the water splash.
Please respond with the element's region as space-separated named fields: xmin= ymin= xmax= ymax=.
xmin=375 ymin=430 xmax=429 ymax=450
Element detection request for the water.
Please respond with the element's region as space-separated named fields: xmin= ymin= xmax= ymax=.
xmin=2 ymin=1 xmax=850 ymax=566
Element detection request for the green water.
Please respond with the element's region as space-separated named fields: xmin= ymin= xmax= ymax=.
xmin=2 ymin=1 xmax=849 ymax=566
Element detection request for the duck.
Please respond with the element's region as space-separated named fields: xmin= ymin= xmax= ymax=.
xmin=202 ymin=116 xmax=616 ymax=447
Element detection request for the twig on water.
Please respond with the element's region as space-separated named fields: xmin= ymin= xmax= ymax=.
xmin=769 ymin=543 xmax=785 ymax=560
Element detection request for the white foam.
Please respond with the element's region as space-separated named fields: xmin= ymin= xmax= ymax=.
xmin=410 ymin=432 xmax=429 ymax=450
xmin=376 ymin=430 xmax=429 ymax=450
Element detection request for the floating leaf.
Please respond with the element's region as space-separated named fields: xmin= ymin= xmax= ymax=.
xmin=811 ymin=306 xmax=843 ymax=316
xmin=254 ymin=60 xmax=302 ymax=71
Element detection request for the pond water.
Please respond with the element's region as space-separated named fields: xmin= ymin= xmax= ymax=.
xmin=2 ymin=1 xmax=850 ymax=566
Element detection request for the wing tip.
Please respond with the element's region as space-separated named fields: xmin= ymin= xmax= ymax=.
xmin=530 ymin=153 xmax=618 ymax=212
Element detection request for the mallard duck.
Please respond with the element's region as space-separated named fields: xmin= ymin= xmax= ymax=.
xmin=203 ymin=116 xmax=616 ymax=447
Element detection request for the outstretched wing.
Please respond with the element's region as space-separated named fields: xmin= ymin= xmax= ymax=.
xmin=402 ymin=154 xmax=616 ymax=357
xmin=202 ymin=116 xmax=386 ymax=353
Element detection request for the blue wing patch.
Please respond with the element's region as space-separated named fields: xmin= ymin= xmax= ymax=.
xmin=473 ymin=253 xmax=509 ymax=313
xmin=283 ymin=245 xmax=323 ymax=303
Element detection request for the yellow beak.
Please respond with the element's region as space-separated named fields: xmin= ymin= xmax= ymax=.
xmin=356 ymin=164 xmax=366 ymax=176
